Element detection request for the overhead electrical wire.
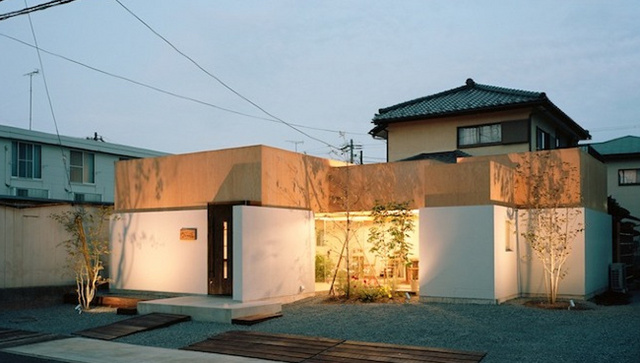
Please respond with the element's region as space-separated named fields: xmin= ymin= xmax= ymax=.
xmin=0 ymin=0 xmax=78 ymax=21
xmin=113 ymin=0 xmax=341 ymax=151
xmin=23 ymin=0 xmax=73 ymax=192
xmin=0 ymin=32 xmax=368 ymax=137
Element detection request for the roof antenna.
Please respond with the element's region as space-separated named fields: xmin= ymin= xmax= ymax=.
xmin=87 ymin=132 xmax=104 ymax=142
xmin=24 ymin=69 xmax=39 ymax=130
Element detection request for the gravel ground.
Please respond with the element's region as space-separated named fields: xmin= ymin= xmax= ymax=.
xmin=1 ymin=294 xmax=639 ymax=363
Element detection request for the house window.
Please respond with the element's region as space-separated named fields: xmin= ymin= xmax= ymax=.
xmin=458 ymin=124 xmax=501 ymax=147
xmin=536 ymin=128 xmax=552 ymax=150
xmin=70 ymin=150 xmax=95 ymax=183
xmin=11 ymin=141 xmax=42 ymax=179
xmin=619 ymin=169 xmax=640 ymax=186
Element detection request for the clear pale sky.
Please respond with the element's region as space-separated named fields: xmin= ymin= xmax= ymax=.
xmin=1 ymin=1 xmax=638 ymax=162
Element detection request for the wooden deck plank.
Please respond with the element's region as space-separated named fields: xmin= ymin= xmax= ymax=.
xmin=182 ymin=331 xmax=485 ymax=363
xmin=325 ymin=341 xmax=485 ymax=362
xmin=342 ymin=340 xmax=486 ymax=358
xmin=183 ymin=330 xmax=344 ymax=362
xmin=209 ymin=331 xmax=340 ymax=350
xmin=232 ymin=312 xmax=283 ymax=325
xmin=74 ymin=313 xmax=190 ymax=340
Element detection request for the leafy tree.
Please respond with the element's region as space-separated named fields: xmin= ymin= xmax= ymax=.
xmin=51 ymin=206 xmax=112 ymax=310
xmin=367 ymin=201 xmax=415 ymax=292
xmin=516 ymin=151 xmax=583 ymax=304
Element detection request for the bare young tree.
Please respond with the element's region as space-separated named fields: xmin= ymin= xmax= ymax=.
xmin=51 ymin=206 xmax=112 ymax=311
xmin=516 ymin=151 xmax=584 ymax=304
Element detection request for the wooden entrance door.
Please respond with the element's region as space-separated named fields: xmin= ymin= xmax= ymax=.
xmin=208 ymin=204 xmax=233 ymax=295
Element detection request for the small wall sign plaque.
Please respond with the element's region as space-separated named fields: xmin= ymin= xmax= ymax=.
xmin=180 ymin=228 xmax=197 ymax=241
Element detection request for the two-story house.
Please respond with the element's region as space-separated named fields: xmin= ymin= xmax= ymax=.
xmin=369 ymin=78 xmax=591 ymax=162
xmin=1 ymin=124 xmax=166 ymax=204
xmin=0 ymin=124 xmax=166 ymax=290
xmin=589 ymin=135 xmax=640 ymax=219
xmin=588 ymin=135 xmax=640 ymax=289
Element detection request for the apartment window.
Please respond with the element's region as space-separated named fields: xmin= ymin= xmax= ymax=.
xmin=458 ymin=124 xmax=501 ymax=147
xmin=619 ymin=169 xmax=640 ymax=186
xmin=11 ymin=141 xmax=42 ymax=179
xmin=70 ymin=150 xmax=95 ymax=183
xmin=536 ymin=128 xmax=551 ymax=150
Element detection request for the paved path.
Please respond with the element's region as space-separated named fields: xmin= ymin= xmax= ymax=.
xmin=4 ymin=337 xmax=281 ymax=363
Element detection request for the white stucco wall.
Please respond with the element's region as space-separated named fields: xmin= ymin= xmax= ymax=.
xmin=233 ymin=206 xmax=315 ymax=302
xmin=584 ymin=208 xmax=612 ymax=296
xmin=517 ymin=207 xmax=610 ymax=299
xmin=493 ymin=206 xmax=520 ymax=302
xmin=419 ymin=205 xmax=496 ymax=302
xmin=110 ymin=209 xmax=208 ymax=294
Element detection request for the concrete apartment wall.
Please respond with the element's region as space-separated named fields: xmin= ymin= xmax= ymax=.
xmin=1 ymin=137 xmax=153 ymax=204
xmin=1 ymin=204 xmax=79 ymax=288
xmin=233 ymin=205 xmax=315 ymax=302
xmin=110 ymin=209 xmax=208 ymax=294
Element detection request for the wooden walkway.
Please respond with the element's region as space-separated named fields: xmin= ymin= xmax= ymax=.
xmin=0 ymin=328 xmax=65 ymax=349
xmin=182 ymin=331 xmax=486 ymax=363
xmin=74 ymin=313 xmax=190 ymax=340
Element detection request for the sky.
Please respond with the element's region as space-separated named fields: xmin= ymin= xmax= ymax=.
xmin=0 ymin=1 xmax=639 ymax=163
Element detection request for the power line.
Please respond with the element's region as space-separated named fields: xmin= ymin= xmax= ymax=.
xmin=0 ymin=0 xmax=79 ymax=21
xmin=23 ymin=0 xmax=73 ymax=193
xmin=114 ymin=0 xmax=339 ymax=150
xmin=0 ymin=32 xmax=368 ymax=137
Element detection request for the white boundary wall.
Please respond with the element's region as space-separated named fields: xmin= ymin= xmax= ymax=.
xmin=0 ymin=204 xmax=76 ymax=288
xmin=420 ymin=205 xmax=612 ymax=303
xmin=110 ymin=209 xmax=208 ymax=294
xmin=233 ymin=205 xmax=315 ymax=302
xmin=419 ymin=205 xmax=519 ymax=303
xmin=518 ymin=207 xmax=611 ymax=299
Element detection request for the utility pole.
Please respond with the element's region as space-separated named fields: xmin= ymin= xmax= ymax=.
xmin=340 ymin=139 xmax=362 ymax=164
xmin=286 ymin=140 xmax=304 ymax=152
xmin=24 ymin=69 xmax=39 ymax=130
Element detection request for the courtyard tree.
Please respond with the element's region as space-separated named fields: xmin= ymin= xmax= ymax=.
xmin=367 ymin=200 xmax=415 ymax=293
xmin=51 ymin=206 xmax=112 ymax=310
xmin=516 ymin=151 xmax=584 ymax=304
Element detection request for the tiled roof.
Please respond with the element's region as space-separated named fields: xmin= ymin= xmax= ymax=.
xmin=373 ymin=79 xmax=544 ymax=122
xmin=589 ymin=135 xmax=640 ymax=156
xmin=370 ymin=78 xmax=590 ymax=140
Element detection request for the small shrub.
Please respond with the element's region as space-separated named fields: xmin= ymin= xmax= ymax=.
xmin=339 ymin=275 xmax=391 ymax=303
xmin=315 ymin=255 xmax=334 ymax=283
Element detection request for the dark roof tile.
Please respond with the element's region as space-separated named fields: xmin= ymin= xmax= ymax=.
xmin=370 ymin=78 xmax=590 ymax=141
xmin=373 ymin=78 xmax=544 ymax=122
